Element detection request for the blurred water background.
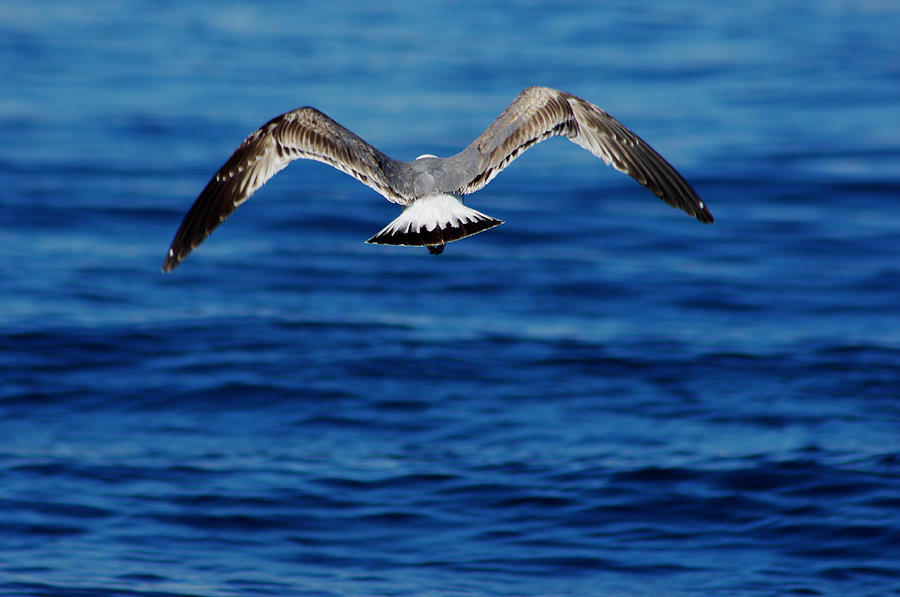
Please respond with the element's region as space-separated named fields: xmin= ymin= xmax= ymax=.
xmin=2 ymin=1 xmax=900 ymax=595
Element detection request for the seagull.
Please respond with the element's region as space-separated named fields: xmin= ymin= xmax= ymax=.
xmin=162 ymin=86 xmax=712 ymax=272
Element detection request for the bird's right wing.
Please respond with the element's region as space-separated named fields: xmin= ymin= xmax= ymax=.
xmin=455 ymin=86 xmax=713 ymax=223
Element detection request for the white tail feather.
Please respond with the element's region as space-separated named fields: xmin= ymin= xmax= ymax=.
xmin=366 ymin=194 xmax=503 ymax=248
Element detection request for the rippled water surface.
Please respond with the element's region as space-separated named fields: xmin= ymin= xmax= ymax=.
xmin=2 ymin=2 xmax=900 ymax=596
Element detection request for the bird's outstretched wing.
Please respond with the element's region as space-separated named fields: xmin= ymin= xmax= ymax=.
xmin=162 ymin=107 xmax=403 ymax=272
xmin=455 ymin=86 xmax=713 ymax=223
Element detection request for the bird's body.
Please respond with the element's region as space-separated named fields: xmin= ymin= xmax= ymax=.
xmin=162 ymin=86 xmax=712 ymax=272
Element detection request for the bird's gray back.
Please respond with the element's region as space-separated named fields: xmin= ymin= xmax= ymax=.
xmin=384 ymin=149 xmax=483 ymax=199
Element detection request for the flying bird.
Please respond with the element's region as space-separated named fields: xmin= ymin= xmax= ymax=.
xmin=162 ymin=86 xmax=712 ymax=272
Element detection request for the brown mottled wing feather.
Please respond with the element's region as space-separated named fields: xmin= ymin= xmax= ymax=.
xmin=162 ymin=107 xmax=403 ymax=272
xmin=456 ymin=86 xmax=713 ymax=223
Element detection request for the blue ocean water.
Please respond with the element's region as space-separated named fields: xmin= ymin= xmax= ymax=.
xmin=2 ymin=1 xmax=900 ymax=595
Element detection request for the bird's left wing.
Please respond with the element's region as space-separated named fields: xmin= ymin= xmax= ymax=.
xmin=162 ymin=107 xmax=404 ymax=272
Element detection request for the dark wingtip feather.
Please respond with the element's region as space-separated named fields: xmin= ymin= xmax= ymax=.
xmin=161 ymin=245 xmax=185 ymax=273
